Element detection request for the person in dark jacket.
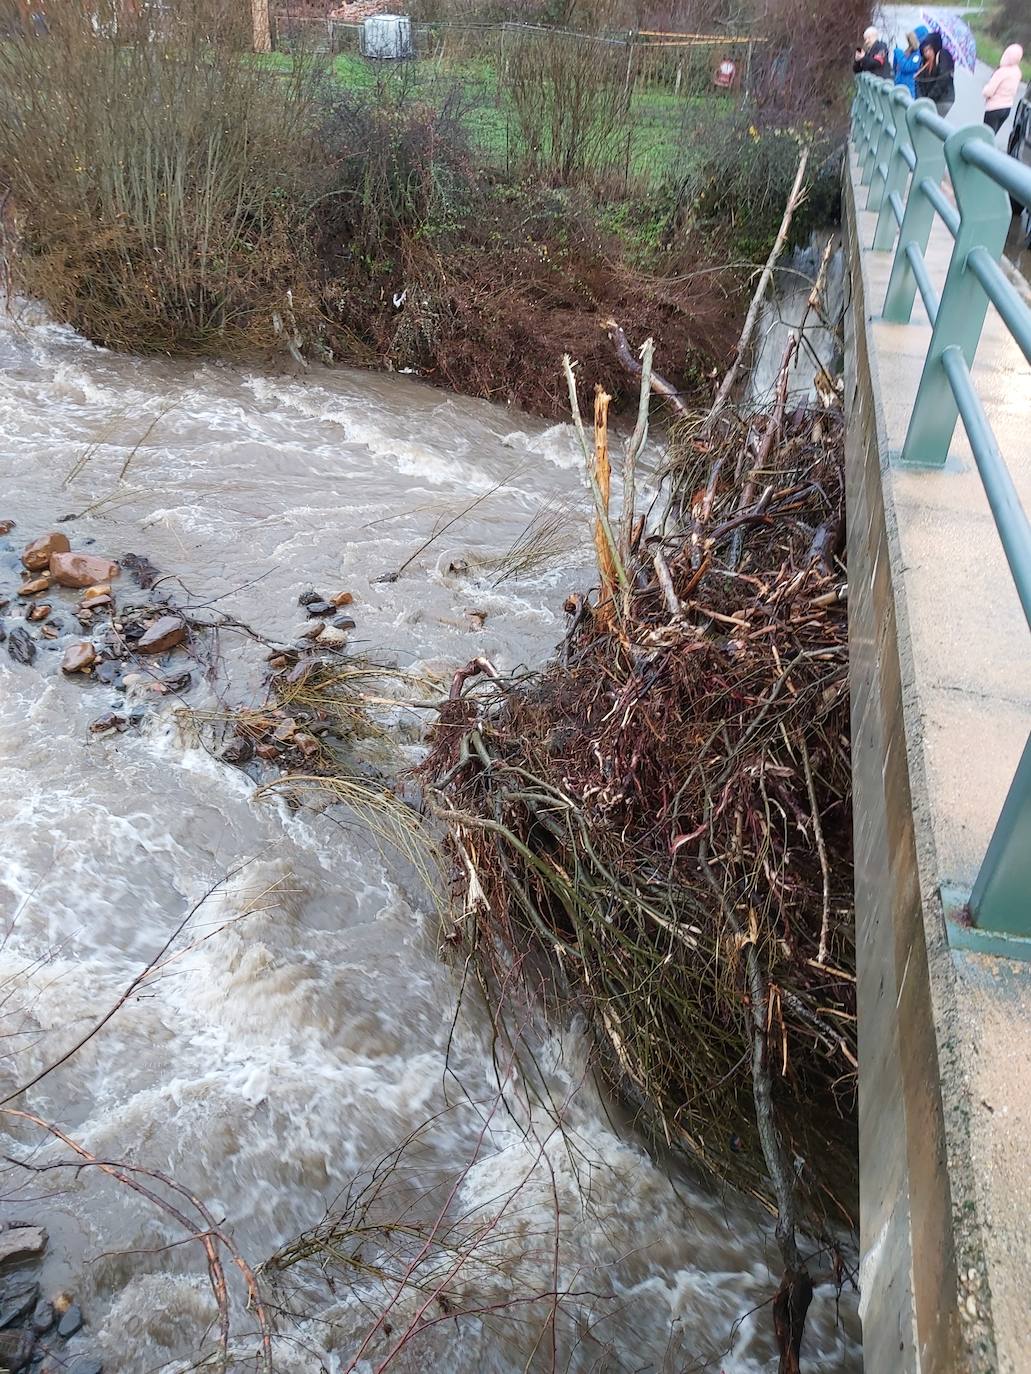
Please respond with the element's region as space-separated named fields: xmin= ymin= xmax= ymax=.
xmin=893 ymin=25 xmax=929 ymax=97
xmin=915 ymin=32 xmax=956 ymax=116
xmin=854 ymin=26 xmax=891 ymax=78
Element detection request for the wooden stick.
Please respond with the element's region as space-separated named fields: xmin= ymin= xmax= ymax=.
xmin=704 ymin=146 xmax=810 ymax=432
xmin=605 ymin=320 xmax=688 ymax=418
xmin=593 ymin=387 xmax=617 ymax=624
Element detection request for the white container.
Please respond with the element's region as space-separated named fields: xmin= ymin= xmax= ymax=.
xmin=361 ymin=14 xmax=413 ymax=60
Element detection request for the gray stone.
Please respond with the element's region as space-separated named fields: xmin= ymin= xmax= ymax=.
xmin=0 ymin=1280 xmax=38 ymax=1328
xmin=0 ymin=1228 xmax=46 ymax=1265
xmin=29 ymin=1299 xmax=53 ymax=1334
xmin=56 ymin=1304 xmax=82 ymax=1338
xmin=6 ymin=627 xmax=35 ymax=666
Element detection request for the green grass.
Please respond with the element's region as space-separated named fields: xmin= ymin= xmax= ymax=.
xmin=963 ymin=10 xmax=1029 ymax=78
xmin=258 ymin=48 xmax=733 ymax=189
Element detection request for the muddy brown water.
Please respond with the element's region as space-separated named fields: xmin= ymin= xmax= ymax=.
xmin=0 ymin=304 xmax=861 ymax=1372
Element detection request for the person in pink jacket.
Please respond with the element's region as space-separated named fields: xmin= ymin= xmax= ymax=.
xmin=982 ymin=44 xmax=1024 ymax=135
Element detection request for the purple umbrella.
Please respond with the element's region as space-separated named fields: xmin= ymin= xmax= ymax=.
xmin=921 ymin=10 xmax=978 ymax=71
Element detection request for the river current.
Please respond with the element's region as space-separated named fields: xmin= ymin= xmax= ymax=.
xmin=0 ymin=304 xmax=861 ymax=1372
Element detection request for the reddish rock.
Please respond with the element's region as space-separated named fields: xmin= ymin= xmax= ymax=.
xmin=18 ymin=575 xmax=50 ymax=596
xmin=50 ymin=551 xmax=120 ymax=588
xmin=0 ymin=519 xmax=15 ymax=535
xmin=62 ymin=642 xmax=97 ymax=674
xmin=22 ymin=531 xmax=70 ymax=572
xmin=137 ymin=616 xmax=186 ymax=654
xmin=255 ymin=743 xmax=279 ymax=760
xmin=27 ymin=603 xmax=52 ymax=622
xmin=80 ymin=593 xmax=113 ymax=611
xmin=331 ymin=590 xmax=354 ymax=606
xmin=293 ymin=731 xmax=321 ymax=757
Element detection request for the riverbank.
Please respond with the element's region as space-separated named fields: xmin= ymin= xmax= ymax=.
xmin=0 ymin=7 xmax=851 ymax=420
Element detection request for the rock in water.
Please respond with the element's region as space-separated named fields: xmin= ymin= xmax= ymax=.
xmin=306 ymin=600 xmax=335 ymax=617
xmin=0 ymin=1227 xmax=46 ymax=1265
xmin=317 ymin=624 xmax=348 ymax=647
xmin=89 ymin=712 xmax=125 ymax=735
xmin=6 ymin=628 xmax=36 ymax=666
xmin=27 ymin=603 xmax=51 ymax=622
xmin=21 ymin=532 xmax=70 ymax=572
xmin=119 ymin=553 xmax=160 ymax=587
xmin=56 ymin=1304 xmax=83 ymax=1338
xmin=30 ymin=1298 xmax=54 ymax=1334
xmin=92 ymin=660 xmax=124 ymax=687
xmin=18 ymin=575 xmax=50 ymax=596
xmin=220 ymin=737 xmax=254 ymax=765
xmin=137 ymin=616 xmax=186 ymax=654
xmin=0 ymin=1330 xmax=35 ymax=1371
xmin=0 ymin=519 xmax=15 ymax=535
xmin=0 ymin=1280 xmax=39 ymax=1328
xmin=331 ymin=590 xmax=354 ymax=607
xmin=61 ymin=642 xmax=97 ymax=674
xmin=49 ymin=552 xmax=120 ymax=589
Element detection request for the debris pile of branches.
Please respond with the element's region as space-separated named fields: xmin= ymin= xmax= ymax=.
xmin=421 ymin=338 xmax=855 ymax=1368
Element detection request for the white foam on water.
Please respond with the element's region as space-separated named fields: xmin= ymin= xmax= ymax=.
xmin=0 ymin=306 xmax=860 ymax=1371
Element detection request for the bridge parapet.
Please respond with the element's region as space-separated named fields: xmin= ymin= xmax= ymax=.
xmin=846 ymin=78 xmax=1031 ymax=1374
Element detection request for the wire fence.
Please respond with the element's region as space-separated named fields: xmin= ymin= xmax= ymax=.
xmin=269 ymin=14 xmax=758 ymax=187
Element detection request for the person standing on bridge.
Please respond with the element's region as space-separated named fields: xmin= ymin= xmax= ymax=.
xmin=853 ymin=26 xmax=890 ymax=78
xmin=893 ymin=26 xmax=929 ymax=98
xmin=915 ymin=32 xmax=955 ymax=117
xmin=982 ymin=44 xmax=1024 ymax=136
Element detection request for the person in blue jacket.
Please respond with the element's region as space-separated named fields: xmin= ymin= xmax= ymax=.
xmin=893 ymin=25 xmax=928 ymax=97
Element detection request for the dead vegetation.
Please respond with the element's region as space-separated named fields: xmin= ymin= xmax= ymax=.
xmin=419 ymin=331 xmax=855 ymax=1369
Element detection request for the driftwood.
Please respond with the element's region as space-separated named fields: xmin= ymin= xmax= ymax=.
xmin=604 ymin=319 xmax=688 ymax=417
xmin=426 ymin=334 xmax=853 ymax=1371
xmin=705 ymin=145 xmax=811 ymax=431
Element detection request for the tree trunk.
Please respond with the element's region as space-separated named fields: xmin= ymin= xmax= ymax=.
xmin=251 ymin=0 xmax=272 ymax=53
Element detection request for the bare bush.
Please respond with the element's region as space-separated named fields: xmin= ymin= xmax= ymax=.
xmin=0 ymin=0 xmax=330 ymax=356
xmin=506 ymin=27 xmax=634 ymax=188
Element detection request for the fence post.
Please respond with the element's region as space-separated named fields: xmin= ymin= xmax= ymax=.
xmin=899 ymin=125 xmax=1012 ymax=465
xmin=866 ymin=85 xmax=898 ymax=212
xmin=872 ymin=88 xmax=913 ymax=250
xmin=970 ymin=733 xmax=1031 ymax=935
xmin=861 ymin=80 xmax=889 ymax=185
xmin=881 ymin=100 xmax=948 ymax=322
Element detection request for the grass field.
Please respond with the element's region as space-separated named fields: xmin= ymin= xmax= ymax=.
xmin=256 ymin=48 xmax=736 ymax=188
xmin=964 ymin=9 xmax=1029 ymax=78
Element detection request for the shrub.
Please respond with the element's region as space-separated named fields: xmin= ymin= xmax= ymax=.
xmin=0 ymin=0 xmax=330 ymax=356
xmin=315 ymin=75 xmax=478 ymax=267
xmin=505 ymin=23 xmax=634 ymax=188
xmin=680 ymin=118 xmax=842 ymax=262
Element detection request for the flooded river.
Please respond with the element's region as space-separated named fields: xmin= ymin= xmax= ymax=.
xmin=0 ymin=304 xmax=861 ymax=1372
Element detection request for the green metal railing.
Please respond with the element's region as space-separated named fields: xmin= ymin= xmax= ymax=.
xmin=851 ymin=73 xmax=1031 ymax=944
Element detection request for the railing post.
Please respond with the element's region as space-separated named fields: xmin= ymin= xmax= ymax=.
xmin=866 ymin=83 xmax=898 ymax=212
xmin=882 ymin=100 xmax=948 ymax=323
xmin=872 ymin=88 xmax=913 ymax=250
xmin=970 ymin=733 xmax=1031 ymax=934
xmin=861 ymin=80 xmax=888 ymax=185
xmin=900 ymin=125 xmax=1012 ymax=465
xmin=853 ymin=75 xmax=876 ymax=162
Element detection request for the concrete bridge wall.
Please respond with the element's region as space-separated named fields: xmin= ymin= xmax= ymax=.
xmin=843 ymin=149 xmax=1031 ymax=1373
